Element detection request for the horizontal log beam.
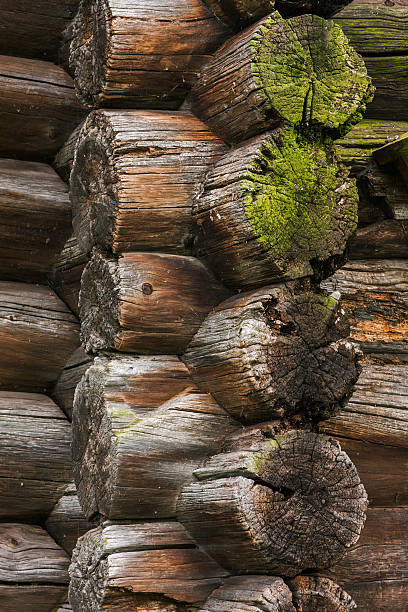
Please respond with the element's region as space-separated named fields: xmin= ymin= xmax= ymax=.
xmin=0 ymin=55 xmax=84 ymax=161
xmin=348 ymin=220 xmax=408 ymax=259
xmin=0 ymin=282 xmax=79 ymax=390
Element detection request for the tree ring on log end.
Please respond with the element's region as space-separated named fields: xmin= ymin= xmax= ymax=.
xmin=177 ymin=430 xmax=367 ymax=577
xmin=193 ymin=130 xmax=358 ymax=289
xmin=184 ymin=284 xmax=361 ymax=424
xmin=288 ymin=576 xmax=356 ymax=611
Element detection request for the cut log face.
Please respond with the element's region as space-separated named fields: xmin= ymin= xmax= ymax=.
xmin=0 ymin=282 xmax=80 ymax=391
xmin=193 ymin=130 xmax=358 ymax=289
xmin=190 ymin=13 xmax=373 ymax=144
xmin=322 ymin=260 xmax=408 ymax=358
xmin=70 ymin=110 xmax=227 ymax=255
xmin=72 ymin=354 xmax=237 ymax=519
xmin=184 ymin=283 xmax=361 ymax=424
xmin=348 ymin=220 xmax=408 ymax=260
xmin=79 ymin=251 xmax=230 ymax=354
xmin=177 ymin=430 xmax=368 ymax=577
xmin=0 ymin=393 xmax=72 ymax=520
xmin=288 ymin=576 xmax=356 ymax=611
xmin=52 ymin=347 xmax=92 ymax=420
xmin=200 ymin=575 xmax=296 ymax=611
xmin=69 ymin=0 xmax=230 ymax=109
xmin=49 ymin=235 xmax=88 ymax=317
xmin=0 ymin=55 xmax=84 ymax=161
xmin=0 ymin=159 xmax=72 ymax=282
xmin=69 ymin=522 xmax=228 ymax=610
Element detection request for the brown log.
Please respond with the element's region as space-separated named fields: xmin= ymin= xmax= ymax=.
xmin=202 ymin=0 xmax=275 ymax=28
xmin=69 ymin=522 xmax=228 ymax=610
xmin=192 ymin=130 xmax=358 ymax=289
xmin=321 ymin=507 xmax=408 ymax=611
xmin=52 ymin=347 xmax=92 ymax=420
xmin=53 ymin=123 xmax=83 ymax=183
xmin=70 ymin=110 xmax=226 ymax=255
xmin=0 ymin=283 xmax=80 ymax=391
xmin=79 ymin=251 xmax=229 ymax=354
xmin=190 ymin=13 xmax=372 ymax=144
xmin=49 ymin=235 xmax=88 ymax=317
xmin=322 ymin=260 xmax=408 ymax=359
xmin=0 ymin=55 xmax=84 ymax=161
xmin=73 ymin=354 xmax=236 ymax=519
xmin=348 ymin=220 xmax=408 ymax=259
xmin=177 ymin=429 xmax=367 ymax=577
xmin=69 ymin=0 xmax=230 ymax=109
xmin=0 ymin=523 xmax=69 ymax=611
xmin=0 ymin=159 xmax=72 ymax=282
xmin=288 ymin=576 xmax=357 ymax=612
xmin=184 ymin=283 xmax=361 ymax=424
xmin=45 ymin=483 xmax=97 ymax=555
xmin=0 ymin=0 xmax=79 ymax=61
xmin=0 ymin=393 xmax=72 ymax=520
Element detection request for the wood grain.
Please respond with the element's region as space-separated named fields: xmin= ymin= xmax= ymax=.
xmin=52 ymin=347 xmax=92 ymax=420
xmin=349 ymin=220 xmax=408 ymax=259
xmin=49 ymin=235 xmax=88 ymax=317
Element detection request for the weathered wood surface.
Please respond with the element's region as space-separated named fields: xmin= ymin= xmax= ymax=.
xmin=0 ymin=0 xmax=79 ymax=61
xmin=184 ymin=284 xmax=361 ymax=424
xmin=321 ymin=507 xmax=408 ymax=611
xmin=73 ymin=354 xmax=236 ymax=519
xmin=0 ymin=393 xmax=72 ymax=520
xmin=288 ymin=576 xmax=356 ymax=611
xmin=69 ymin=0 xmax=230 ymax=109
xmin=373 ymin=130 xmax=408 ymax=188
xmin=52 ymin=347 xmax=92 ymax=420
xmin=0 ymin=586 xmax=69 ymax=612
xmin=0 ymin=55 xmax=84 ymax=161
xmin=54 ymin=123 xmax=83 ymax=183
xmin=46 ymin=483 xmax=97 ymax=555
xmin=0 ymin=159 xmax=71 ymax=282
xmin=177 ymin=429 xmax=367 ymax=577
xmin=348 ymin=220 xmax=408 ymax=259
xmin=80 ymin=252 xmax=229 ymax=354
xmin=70 ymin=110 xmax=227 ymax=255
xmin=202 ymin=0 xmax=274 ymax=28
xmin=363 ymin=56 xmax=408 ymax=121
xmin=190 ymin=12 xmax=372 ymax=144
xmin=69 ymin=522 xmax=228 ymax=610
xmin=322 ymin=260 xmax=408 ymax=359
xmin=49 ymin=235 xmax=88 ymax=317
xmin=0 ymin=283 xmax=80 ymax=390
xmin=192 ymin=131 xmax=358 ymax=289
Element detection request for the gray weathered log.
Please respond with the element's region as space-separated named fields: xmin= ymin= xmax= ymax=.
xmin=52 ymin=347 xmax=92 ymax=420
xmin=192 ymin=130 xmax=358 ymax=289
xmin=184 ymin=283 xmax=361 ymax=424
xmin=348 ymin=220 xmax=408 ymax=259
xmin=190 ymin=12 xmax=372 ymax=144
xmin=0 ymin=283 xmax=80 ymax=391
xmin=69 ymin=522 xmax=228 ymax=610
xmin=70 ymin=110 xmax=226 ymax=255
xmin=0 ymin=159 xmax=71 ymax=282
xmin=0 ymin=393 xmax=72 ymax=520
xmin=0 ymin=55 xmax=84 ymax=161
xmin=54 ymin=123 xmax=83 ymax=183
xmin=177 ymin=429 xmax=367 ymax=577
xmin=322 ymin=260 xmax=408 ymax=359
xmin=79 ymin=251 xmax=229 ymax=354
xmin=73 ymin=354 xmax=237 ymax=519
xmin=48 ymin=235 xmax=88 ymax=317
xmin=69 ymin=0 xmax=230 ymax=109
xmin=45 ymin=483 xmax=97 ymax=555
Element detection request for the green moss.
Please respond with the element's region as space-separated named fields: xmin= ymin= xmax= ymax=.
xmin=242 ymin=129 xmax=358 ymax=265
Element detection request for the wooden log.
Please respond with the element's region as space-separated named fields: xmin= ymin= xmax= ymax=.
xmin=0 ymin=0 xmax=79 ymax=61
xmin=373 ymin=130 xmax=408 ymax=185
xmin=49 ymin=235 xmax=88 ymax=317
xmin=287 ymin=576 xmax=357 ymax=611
xmin=192 ymin=130 xmax=358 ymax=289
xmin=69 ymin=522 xmax=228 ymax=610
xmin=45 ymin=483 xmax=97 ymax=555
xmin=0 ymin=393 xmax=72 ymax=520
xmin=0 ymin=283 xmax=80 ymax=391
xmin=73 ymin=354 xmax=237 ymax=519
xmin=80 ymin=251 xmax=229 ymax=354
xmin=69 ymin=0 xmax=230 ymax=109
xmin=52 ymin=347 xmax=92 ymax=420
xmin=0 ymin=159 xmax=71 ymax=282
xmin=184 ymin=283 xmax=361 ymax=424
xmin=177 ymin=429 xmax=367 ymax=577
xmin=348 ymin=220 xmax=408 ymax=259
xmin=277 ymin=1 xmax=354 ymax=17
xmin=363 ymin=56 xmax=408 ymax=121
xmin=190 ymin=12 xmax=373 ymax=145
xmin=0 ymin=523 xmax=69 ymax=611
xmin=322 ymin=260 xmax=408 ymax=359
xmin=0 ymin=55 xmax=84 ymax=161
xmin=321 ymin=507 xmax=408 ymax=611
xmin=54 ymin=123 xmax=83 ymax=183
xmin=202 ymin=0 xmax=275 ymax=29
xmin=70 ymin=110 xmax=227 ymax=256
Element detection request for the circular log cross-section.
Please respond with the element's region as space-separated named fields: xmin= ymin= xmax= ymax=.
xmin=288 ymin=576 xmax=356 ymax=611
xmin=192 ymin=130 xmax=358 ymax=289
xmin=177 ymin=430 xmax=368 ymax=577
xmin=200 ymin=575 xmax=295 ymax=611
xmin=184 ymin=284 xmax=361 ymax=424
xmin=190 ymin=12 xmax=373 ymax=144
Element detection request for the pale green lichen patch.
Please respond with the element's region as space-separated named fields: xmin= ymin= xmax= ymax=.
xmin=251 ymin=12 xmax=374 ymax=135
xmin=242 ymin=129 xmax=358 ymax=267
